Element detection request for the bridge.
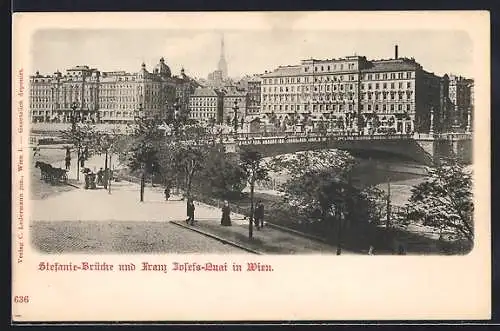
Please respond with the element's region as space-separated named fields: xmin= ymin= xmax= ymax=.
xmin=29 ymin=123 xmax=472 ymax=166
xmin=221 ymin=132 xmax=472 ymax=166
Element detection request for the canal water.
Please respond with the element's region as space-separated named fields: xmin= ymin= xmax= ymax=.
xmin=260 ymin=150 xmax=430 ymax=207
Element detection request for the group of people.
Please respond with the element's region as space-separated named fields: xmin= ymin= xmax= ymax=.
xmin=64 ymin=147 xmax=88 ymax=170
xmin=179 ymin=197 xmax=265 ymax=229
xmin=82 ymin=167 xmax=111 ymax=190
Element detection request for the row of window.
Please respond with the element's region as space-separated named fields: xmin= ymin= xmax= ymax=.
xmin=100 ymin=111 xmax=134 ymax=117
xmin=364 ymin=72 xmax=413 ymax=80
xmin=263 ymin=75 xmax=353 ymax=85
xmin=263 ymin=93 xmax=356 ymax=102
xmin=362 ymin=91 xmax=414 ymax=101
xmin=190 ymin=103 xmax=218 ymax=107
xmin=189 ymin=113 xmax=216 ymax=119
xmin=263 ymin=83 xmax=356 ymax=93
xmin=362 ymin=81 xmax=412 ymax=90
xmin=262 ymin=81 xmax=413 ymax=94
xmin=262 ymin=71 xmax=414 ymax=85
xmin=262 ymin=102 xmax=413 ymax=113
xmin=305 ymin=62 xmax=357 ymax=73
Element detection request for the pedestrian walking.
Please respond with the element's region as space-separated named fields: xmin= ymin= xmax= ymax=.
xmin=254 ymin=200 xmax=264 ymax=229
xmin=221 ymin=200 xmax=232 ymax=226
xmin=186 ymin=199 xmax=195 ymax=225
xmin=33 ymin=145 xmax=41 ymax=158
xmin=164 ymin=179 xmax=172 ymax=201
xmin=97 ymin=168 xmax=104 ymax=186
xmin=368 ymin=245 xmax=374 ymax=255
xmin=103 ymin=168 xmax=109 ymax=189
xmin=65 ymin=153 xmax=71 ymax=170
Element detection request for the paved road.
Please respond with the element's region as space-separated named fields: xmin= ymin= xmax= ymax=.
xmin=30 ymin=153 xmax=248 ymax=254
xmin=31 ymin=220 xmax=242 ymax=254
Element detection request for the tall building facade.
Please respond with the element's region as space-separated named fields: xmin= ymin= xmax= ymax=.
xmin=220 ymin=85 xmax=247 ymax=126
xmin=174 ymin=67 xmax=202 ymax=115
xmin=30 ymin=66 xmax=101 ymax=124
xmin=260 ymin=46 xmax=447 ymax=134
xmin=29 ymin=58 xmax=196 ymax=124
xmin=188 ymin=87 xmax=224 ymax=124
xmin=207 ymin=70 xmax=224 ymax=87
xmin=446 ymin=74 xmax=474 ymax=132
xmin=246 ymin=75 xmax=262 ymax=116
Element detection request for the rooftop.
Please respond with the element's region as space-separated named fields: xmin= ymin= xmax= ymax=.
xmin=362 ymin=58 xmax=422 ymax=73
xmin=261 ymin=65 xmax=302 ymax=78
xmin=192 ymin=87 xmax=219 ymax=97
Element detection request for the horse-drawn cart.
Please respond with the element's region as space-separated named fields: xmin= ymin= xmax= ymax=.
xmin=35 ymin=161 xmax=68 ymax=184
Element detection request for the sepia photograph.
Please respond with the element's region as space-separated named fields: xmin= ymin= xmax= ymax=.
xmin=12 ymin=11 xmax=490 ymax=321
xmin=29 ymin=29 xmax=474 ymax=256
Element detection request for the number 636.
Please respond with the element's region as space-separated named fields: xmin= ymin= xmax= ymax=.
xmin=14 ymin=296 xmax=29 ymax=303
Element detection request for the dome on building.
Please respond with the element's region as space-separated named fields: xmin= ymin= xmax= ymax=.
xmin=154 ymin=57 xmax=171 ymax=77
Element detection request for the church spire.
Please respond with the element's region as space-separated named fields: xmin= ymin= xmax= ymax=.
xmin=220 ymin=35 xmax=225 ymax=60
xmin=217 ymin=33 xmax=228 ymax=79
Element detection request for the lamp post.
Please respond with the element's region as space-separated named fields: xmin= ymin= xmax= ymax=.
xmin=70 ymin=101 xmax=78 ymax=132
xmin=134 ymin=103 xmax=146 ymax=202
xmin=233 ymin=99 xmax=239 ymax=135
xmin=429 ymin=107 xmax=435 ymax=135
xmin=70 ymin=101 xmax=81 ymax=181
xmin=108 ymin=143 xmax=113 ymax=195
xmin=466 ymin=106 xmax=471 ymax=133
xmin=386 ymin=178 xmax=391 ymax=229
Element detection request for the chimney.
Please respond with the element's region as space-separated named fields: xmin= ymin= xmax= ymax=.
xmin=395 ymin=45 xmax=399 ymax=59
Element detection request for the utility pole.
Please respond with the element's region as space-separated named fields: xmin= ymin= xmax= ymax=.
xmin=233 ymin=99 xmax=239 ymax=135
xmin=386 ymin=179 xmax=391 ymax=228
xmin=108 ymin=150 xmax=112 ymax=194
xmin=71 ymin=101 xmax=80 ymax=181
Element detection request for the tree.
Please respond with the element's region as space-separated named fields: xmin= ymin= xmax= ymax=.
xmin=94 ymin=129 xmax=124 ymax=188
xmin=269 ymin=150 xmax=385 ymax=254
xmin=239 ymin=150 xmax=269 ymax=239
xmin=158 ymin=122 xmax=212 ymax=210
xmin=127 ymin=116 xmax=164 ymax=202
xmin=168 ymin=142 xmax=205 ymax=201
xmin=269 ymin=112 xmax=278 ymax=131
xmin=194 ymin=148 xmax=247 ymax=198
xmin=406 ymin=158 xmax=473 ymax=243
xmin=60 ymin=123 xmax=97 ymax=181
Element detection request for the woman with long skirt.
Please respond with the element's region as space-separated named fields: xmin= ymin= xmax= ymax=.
xmin=221 ymin=200 xmax=232 ymax=226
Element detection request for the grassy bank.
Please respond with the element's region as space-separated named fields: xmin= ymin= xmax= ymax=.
xmin=113 ymin=166 xmax=470 ymax=255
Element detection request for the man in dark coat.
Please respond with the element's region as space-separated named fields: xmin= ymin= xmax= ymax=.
xmin=65 ymin=148 xmax=71 ymax=170
xmin=254 ymin=201 xmax=265 ymax=229
xmin=186 ymin=199 xmax=195 ymax=225
xmin=97 ymin=168 xmax=104 ymax=186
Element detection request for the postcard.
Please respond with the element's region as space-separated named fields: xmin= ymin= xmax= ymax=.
xmin=12 ymin=11 xmax=491 ymax=322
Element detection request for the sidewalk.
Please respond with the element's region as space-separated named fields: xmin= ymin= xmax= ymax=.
xmin=174 ymin=218 xmax=355 ymax=255
xmin=40 ymin=154 xmax=355 ymax=254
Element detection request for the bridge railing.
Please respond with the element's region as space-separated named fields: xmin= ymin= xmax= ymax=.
xmin=233 ymin=133 xmax=413 ymax=145
xmin=413 ymin=132 xmax=472 ymax=141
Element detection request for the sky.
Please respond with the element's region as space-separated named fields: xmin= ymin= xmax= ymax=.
xmin=31 ymin=29 xmax=473 ymax=79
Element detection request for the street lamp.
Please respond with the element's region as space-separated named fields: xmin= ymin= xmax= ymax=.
xmin=429 ymin=107 xmax=435 ymax=135
xmin=233 ymin=99 xmax=239 ymax=134
xmin=70 ymin=101 xmax=81 ymax=181
xmin=466 ymin=106 xmax=472 ymax=133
